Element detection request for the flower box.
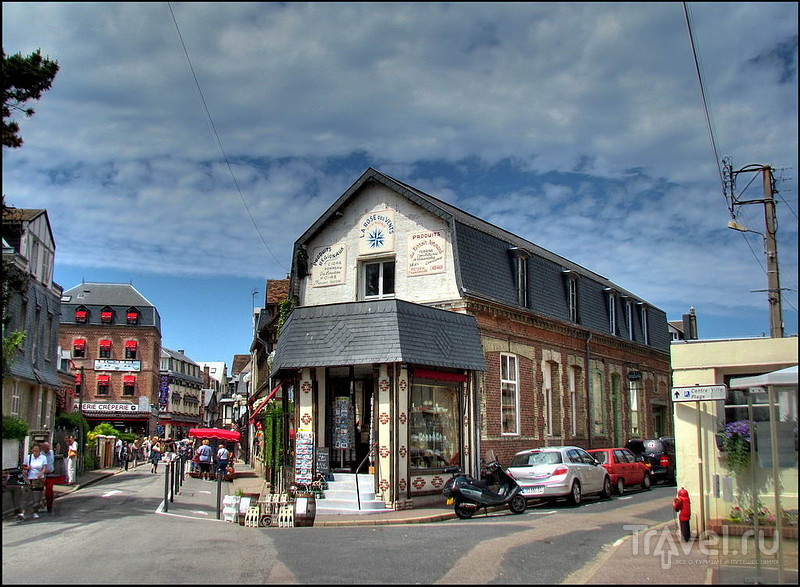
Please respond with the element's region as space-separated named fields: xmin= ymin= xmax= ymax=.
xmin=707 ymin=518 xmax=798 ymax=539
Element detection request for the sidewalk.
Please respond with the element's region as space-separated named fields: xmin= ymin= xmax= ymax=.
xmin=14 ymin=461 xmax=797 ymax=585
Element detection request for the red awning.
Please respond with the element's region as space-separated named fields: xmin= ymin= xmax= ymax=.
xmin=188 ymin=428 xmax=241 ymax=442
xmin=414 ymin=368 xmax=468 ymax=383
xmin=97 ymin=374 xmax=111 ymax=383
xmin=73 ymin=339 xmax=86 ymax=349
xmin=99 ymin=339 xmax=112 ymax=348
xmin=123 ymin=375 xmax=136 ymax=384
xmin=125 ymin=340 xmax=138 ymax=348
xmin=249 ymin=382 xmax=282 ymax=424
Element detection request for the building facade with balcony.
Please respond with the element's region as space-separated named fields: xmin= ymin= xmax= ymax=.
xmin=272 ymin=168 xmax=672 ymax=509
xmin=159 ymin=347 xmax=203 ymax=439
xmin=58 ymin=282 xmax=161 ymax=436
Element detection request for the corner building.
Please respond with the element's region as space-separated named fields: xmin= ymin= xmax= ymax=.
xmin=273 ymin=169 xmax=671 ymax=509
xmin=59 ymin=283 xmax=161 ymax=436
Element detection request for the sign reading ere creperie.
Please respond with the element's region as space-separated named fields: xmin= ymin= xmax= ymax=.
xmin=78 ymin=402 xmax=139 ymax=412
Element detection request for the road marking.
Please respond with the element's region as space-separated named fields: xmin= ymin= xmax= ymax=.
xmin=102 ymin=490 xmax=121 ymax=498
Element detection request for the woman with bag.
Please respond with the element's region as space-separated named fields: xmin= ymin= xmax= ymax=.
xmin=20 ymin=444 xmax=48 ymax=521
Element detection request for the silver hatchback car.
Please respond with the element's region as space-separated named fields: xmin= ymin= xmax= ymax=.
xmin=508 ymin=446 xmax=612 ymax=506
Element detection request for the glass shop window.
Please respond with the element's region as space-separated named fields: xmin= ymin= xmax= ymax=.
xmin=409 ymin=384 xmax=459 ymax=470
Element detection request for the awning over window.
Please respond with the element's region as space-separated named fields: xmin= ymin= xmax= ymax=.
xmin=97 ymin=374 xmax=111 ymax=384
xmin=126 ymin=312 xmax=138 ymax=322
xmin=75 ymin=310 xmax=87 ymax=320
xmin=101 ymin=311 xmax=113 ymax=319
xmin=73 ymin=339 xmax=86 ymax=349
xmin=125 ymin=340 xmax=138 ymax=349
xmin=123 ymin=375 xmax=136 ymax=385
xmin=99 ymin=339 xmax=112 ymax=348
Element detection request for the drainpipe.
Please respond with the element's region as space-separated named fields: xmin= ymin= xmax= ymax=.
xmin=585 ymin=331 xmax=593 ymax=449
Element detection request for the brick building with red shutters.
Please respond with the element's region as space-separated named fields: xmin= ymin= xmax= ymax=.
xmin=59 ymin=282 xmax=162 ymax=437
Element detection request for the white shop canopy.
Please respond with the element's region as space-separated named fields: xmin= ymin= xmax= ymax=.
xmin=729 ymin=365 xmax=797 ymax=389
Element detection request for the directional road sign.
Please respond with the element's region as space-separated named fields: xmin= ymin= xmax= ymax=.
xmin=671 ymin=385 xmax=727 ymax=402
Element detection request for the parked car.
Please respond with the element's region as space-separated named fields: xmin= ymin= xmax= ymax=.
xmin=587 ymin=447 xmax=651 ymax=494
xmin=508 ymin=446 xmax=612 ymax=506
xmin=625 ymin=437 xmax=677 ymax=485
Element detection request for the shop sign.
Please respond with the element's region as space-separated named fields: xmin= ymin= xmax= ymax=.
xmin=311 ymin=243 xmax=347 ymax=287
xmin=80 ymin=402 xmax=139 ymax=412
xmin=408 ymin=230 xmax=446 ymax=276
xmin=358 ymin=209 xmax=395 ymax=254
xmin=671 ymin=385 xmax=726 ymax=402
xmin=94 ymin=359 xmax=141 ymax=372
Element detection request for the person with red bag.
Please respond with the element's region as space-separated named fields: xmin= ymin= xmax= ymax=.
xmin=673 ymin=487 xmax=692 ymax=541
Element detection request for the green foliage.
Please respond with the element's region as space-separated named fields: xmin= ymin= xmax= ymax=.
xmin=2 ymin=415 xmax=28 ymax=440
xmin=2 ymin=330 xmax=26 ymax=370
xmin=277 ymin=298 xmax=294 ymax=335
xmin=2 ymin=48 xmax=60 ymax=148
xmin=86 ymin=423 xmax=121 ymax=449
xmin=55 ymin=411 xmax=89 ymax=438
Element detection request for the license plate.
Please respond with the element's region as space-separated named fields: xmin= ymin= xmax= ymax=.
xmin=446 ymin=497 xmax=454 ymax=505
xmin=523 ymin=486 xmax=545 ymax=495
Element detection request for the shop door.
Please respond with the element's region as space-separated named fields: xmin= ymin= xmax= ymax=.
xmin=325 ymin=375 xmax=374 ymax=473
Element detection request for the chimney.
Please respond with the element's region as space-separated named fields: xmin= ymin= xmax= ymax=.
xmin=682 ymin=307 xmax=698 ymax=340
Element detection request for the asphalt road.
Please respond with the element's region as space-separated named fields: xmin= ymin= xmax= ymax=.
xmin=1 ymin=468 xmax=675 ymax=584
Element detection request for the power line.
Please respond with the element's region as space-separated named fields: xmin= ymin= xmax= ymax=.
xmin=166 ymin=2 xmax=286 ymax=271
xmin=683 ymin=3 xmax=726 ymax=204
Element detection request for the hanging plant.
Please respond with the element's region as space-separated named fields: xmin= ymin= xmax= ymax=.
xmin=721 ymin=419 xmax=752 ymax=477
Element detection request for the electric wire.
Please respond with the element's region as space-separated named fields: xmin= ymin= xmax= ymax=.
xmin=167 ymin=2 xmax=287 ymax=271
xmin=683 ymin=3 xmax=726 ymax=207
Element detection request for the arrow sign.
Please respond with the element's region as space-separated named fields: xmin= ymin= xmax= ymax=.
xmin=671 ymin=385 xmax=726 ymax=402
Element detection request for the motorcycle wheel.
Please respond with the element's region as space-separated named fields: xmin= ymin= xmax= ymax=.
xmin=509 ymin=494 xmax=526 ymax=514
xmin=454 ymin=501 xmax=475 ymax=519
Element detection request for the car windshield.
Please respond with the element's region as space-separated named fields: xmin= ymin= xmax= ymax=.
xmin=511 ymin=451 xmax=563 ymax=466
xmin=591 ymin=451 xmax=608 ymax=464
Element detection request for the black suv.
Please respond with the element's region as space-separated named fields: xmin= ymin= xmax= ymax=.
xmin=625 ymin=437 xmax=676 ymax=485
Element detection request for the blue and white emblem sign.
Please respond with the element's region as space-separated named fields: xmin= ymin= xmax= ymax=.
xmin=358 ymin=209 xmax=395 ymax=254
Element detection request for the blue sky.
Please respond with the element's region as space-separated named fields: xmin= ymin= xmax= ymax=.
xmin=3 ymin=2 xmax=797 ymax=366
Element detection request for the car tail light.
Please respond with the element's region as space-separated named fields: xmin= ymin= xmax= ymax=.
xmin=552 ymin=466 xmax=569 ymax=476
xmin=659 ymin=455 xmax=670 ymax=468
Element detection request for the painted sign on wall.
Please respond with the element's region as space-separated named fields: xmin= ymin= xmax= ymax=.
xmin=408 ymin=230 xmax=446 ymax=276
xmin=358 ymin=209 xmax=395 ymax=254
xmin=311 ymin=243 xmax=347 ymax=287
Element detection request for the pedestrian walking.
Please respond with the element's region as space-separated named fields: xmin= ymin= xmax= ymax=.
xmin=216 ymin=444 xmax=229 ymax=480
xmin=114 ymin=437 xmax=123 ymax=467
xmin=195 ymin=439 xmax=213 ymax=480
xmin=150 ymin=439 xmax=163 ymax=473
xmin=120 ymin=441 xmax=131 ymax=471
xmin=64 ymin=435 xmax=78 ymax=485
xmin=40 ymin=441 xmax=65 ymax=513
xmin=20 ymin=444 xmax=48 ymax=521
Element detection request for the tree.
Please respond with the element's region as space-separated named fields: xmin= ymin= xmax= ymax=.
xmin=2 ymin=48 xmax=59 ymax=148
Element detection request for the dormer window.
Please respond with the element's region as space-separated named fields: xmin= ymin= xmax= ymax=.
xmin=126 ymin=308 xmax=139 ymax=325
xmin=604 ymin=288 xmax=618 ymax=335
xmin=509 ymin=247 xmax=530 ymax=308
xmin=562 ymin=270 xmax=579 ymax=323
xmin=624 ymin=298 xmax=635 ymax=341
xmin=638 ymin=303 xmax=650 ymax=344
xmin=101 ymin=307 xmax=114 ymax=324
xmin=75 ymin=308 xmax=88 ymax=323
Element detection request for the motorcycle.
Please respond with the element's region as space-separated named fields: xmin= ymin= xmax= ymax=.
xmin=442 ymin=460 xmax=527 ymax=519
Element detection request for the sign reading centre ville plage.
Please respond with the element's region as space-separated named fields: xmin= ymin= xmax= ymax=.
xmin=671 ymin=385 xmax=727 ymax=402
xmin=358 ymin=209 xmax=395 ymax=254
xmin=408 ymin=230 xmax=446 ymax=276
xmin=311 ymin=243 xmax=347 ymax=287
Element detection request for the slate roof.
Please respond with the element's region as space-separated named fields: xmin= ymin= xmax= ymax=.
xmin=60 ymin=282 xmax=161 ymax=332
xmin=273 ymin=299 xmax=486 ymax=371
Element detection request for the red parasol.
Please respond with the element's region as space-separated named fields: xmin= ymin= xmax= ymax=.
xmin=188 ymin=428 xmax=241 ymax=442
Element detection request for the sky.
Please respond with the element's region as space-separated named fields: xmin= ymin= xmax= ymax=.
xmin=3 ymin=2 xmax=798 ymax=368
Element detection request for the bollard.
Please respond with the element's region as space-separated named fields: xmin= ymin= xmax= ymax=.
xmin=163 ymin=461 xmax=170 ymax=512
xmin=216 ymin=471 xmax=222 ymax=520
xmin=173 ymin=457 xmax=180 ymax=496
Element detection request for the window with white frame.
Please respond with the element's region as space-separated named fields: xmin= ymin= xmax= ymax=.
xmin=625 ymin=299 xmax=635 ymax=340
xmin=544 ymin=361 xmax=562 ymax=436
xmin=500 ymin=353 xmax=519 ymax=435
xmin=514 ymin=253 xmax=529 ymax=307
xmin=362 ymin=258 xmax=395 ymax=299
xmin=591 ymin=369 xmax=605 ymax=436
xmin=606 ymin=289 xmax=618 ymax=335
xmin=639 ymin=303 xmax=649 ymax=344
xmin=629 ymin=380 xmax=641 ymax=436
xmin=565 ymin=273 xmax=579 ymax=323
xmin=569 ymin=366 xmax=579 ymax=437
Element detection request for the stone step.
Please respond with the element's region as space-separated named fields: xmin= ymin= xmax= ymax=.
xmin=316 ymin=472 xmax=388 ymax=514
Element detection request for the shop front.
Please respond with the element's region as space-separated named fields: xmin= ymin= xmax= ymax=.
xmin=79 ymin=401 xmax=152 ymax=437
xmin=273 ymin=299 xmax=485 ymax=509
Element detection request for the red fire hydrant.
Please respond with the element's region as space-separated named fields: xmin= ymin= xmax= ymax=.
xmin=673 ymin=487 xmax=691 ymax=542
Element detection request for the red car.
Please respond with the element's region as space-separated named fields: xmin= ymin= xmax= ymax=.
xmin=587 ymin=447 xmax=651 ymax=495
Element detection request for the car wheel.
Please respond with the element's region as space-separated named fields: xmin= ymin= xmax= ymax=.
xmin=616 ymin=478 xmax=625 ymax=495
xmin=454 ymin=500 xmax=475 ymax=519
xmin=642 ymin=473 xmax=651 ymax=490
xmin=509 ymin=494 xmax=527 ymax=514
xmin=567 ymin=481 xmax=582 ymax=506
xmin=600 ymin=476 xmax=612 ymax=499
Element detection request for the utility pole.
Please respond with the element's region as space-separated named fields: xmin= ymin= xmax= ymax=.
xmin=725 ymin=161 xmax=784 ymax=338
